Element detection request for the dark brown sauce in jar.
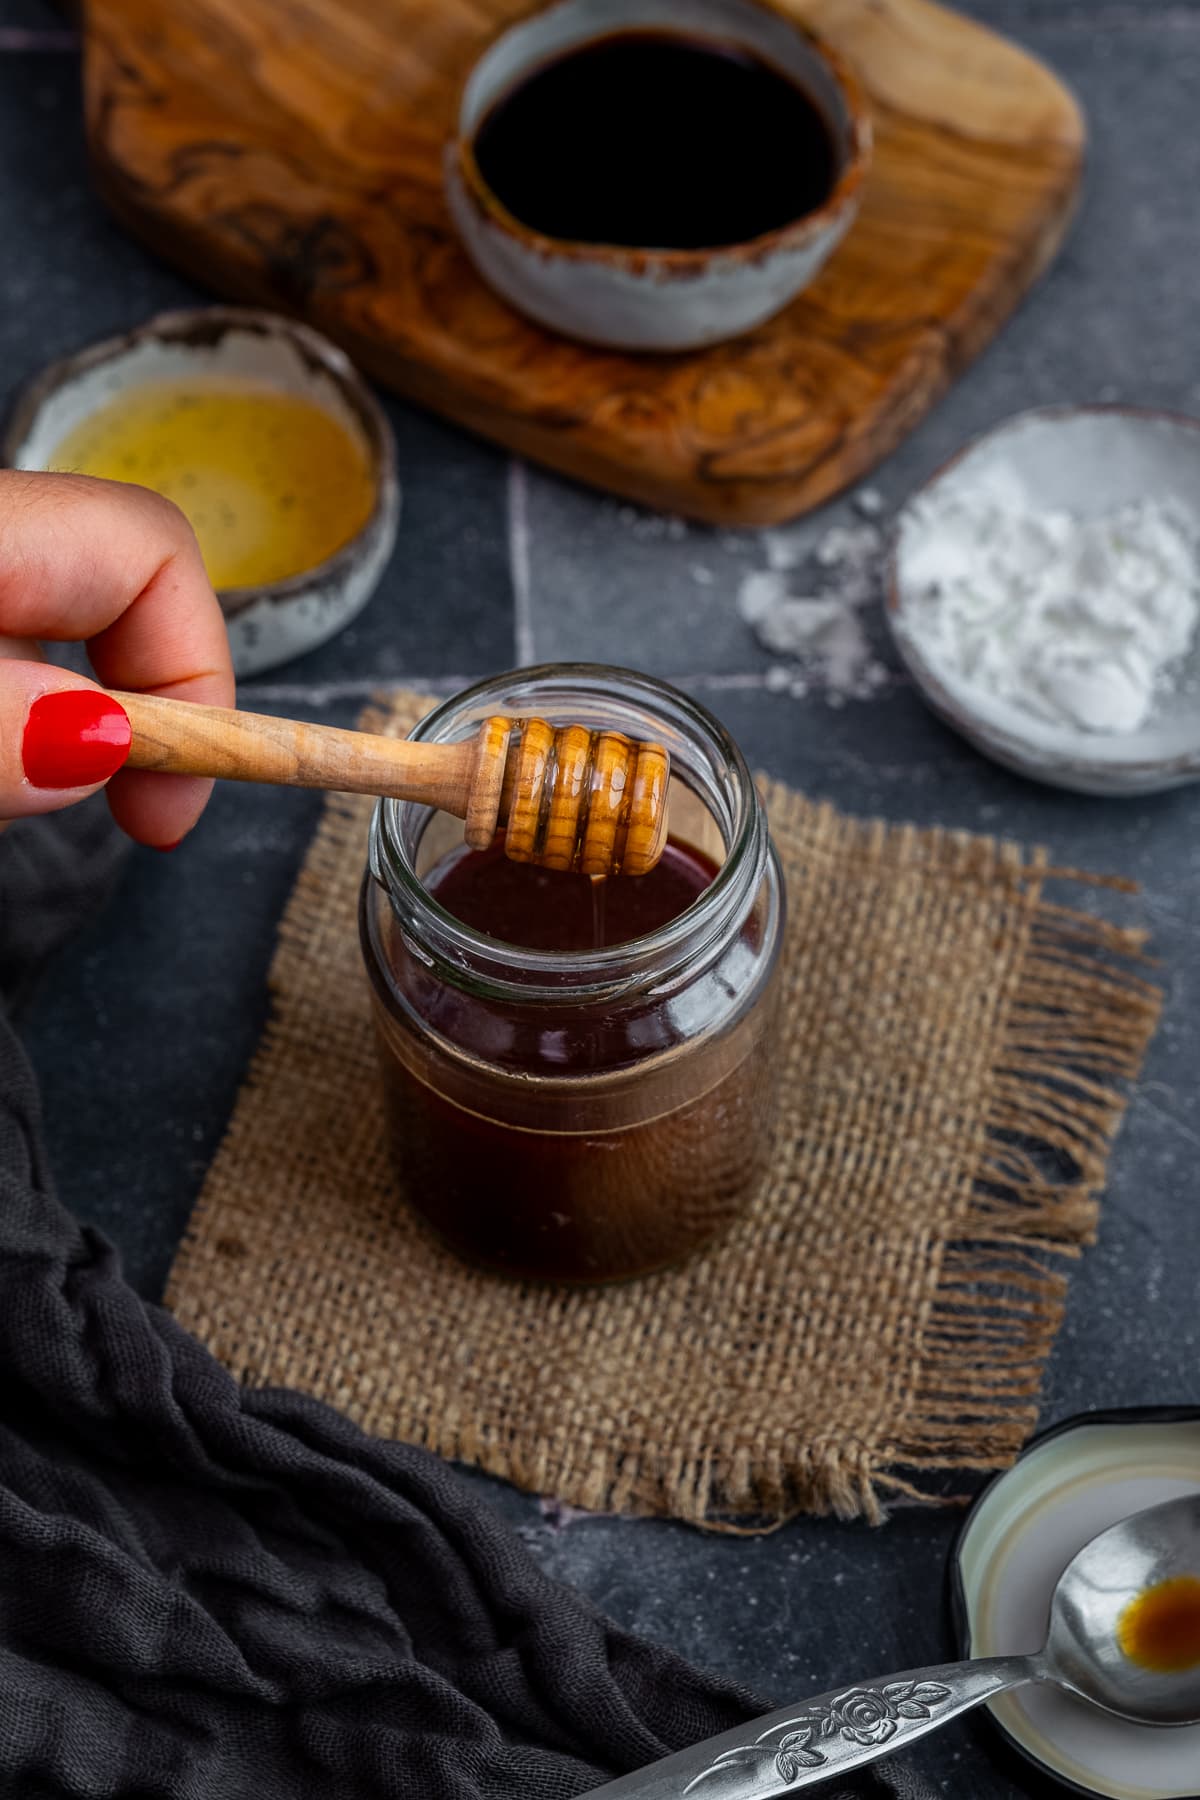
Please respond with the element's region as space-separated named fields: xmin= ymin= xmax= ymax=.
xmin=424 ymin=833 xmax=714 ymax=951
xmin=471 ymin=29 xmax=838 ymax=249
xmin=367 ymin=833 xmax=778 ymax=1282
xmin=360 ymin=669 xmax=785 ymax=1285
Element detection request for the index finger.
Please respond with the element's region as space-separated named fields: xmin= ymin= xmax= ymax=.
xmin=0 ymin=469 xmax=233 ymax=700
xmin=0 ymin=469 xmax=235 ymax=844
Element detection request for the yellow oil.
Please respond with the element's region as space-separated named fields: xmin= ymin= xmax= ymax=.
xmin=50 ymin=381 xmax=377 ymax=590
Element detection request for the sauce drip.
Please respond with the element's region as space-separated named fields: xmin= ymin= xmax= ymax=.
xmin=50 ymin=381 xmax=376 ymax=589
xmin=472 ymin=30 xmax=838 ymax=249
xmin=1117 ymin=1576 xmax=1200 ymax=1672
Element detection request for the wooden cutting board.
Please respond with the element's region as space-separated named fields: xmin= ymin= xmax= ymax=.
xmin=80 ymin=0 xmax=1084 ymax=526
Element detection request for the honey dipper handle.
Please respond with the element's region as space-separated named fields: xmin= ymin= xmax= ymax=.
xmin=114 ymin=691 xmax=478 ymax=812
xmin=112 ymin=691 xmax=670 ymax=876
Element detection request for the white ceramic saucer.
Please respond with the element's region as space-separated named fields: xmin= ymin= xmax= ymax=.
xmin=952 ymin=1410 xmax=1200 ymax=1799
xmin=887 ymin=406 xmax=1200 ymax=797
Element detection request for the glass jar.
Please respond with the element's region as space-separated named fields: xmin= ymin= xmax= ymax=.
xmin=360 ymin=664 xmax=784 ymax=1283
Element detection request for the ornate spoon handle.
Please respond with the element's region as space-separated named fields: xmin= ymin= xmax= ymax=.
xmin=583 ymin=1657 xmax=1041 ymax=1799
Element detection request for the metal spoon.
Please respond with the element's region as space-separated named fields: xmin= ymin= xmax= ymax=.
xmin=584 ymin=1495 xmax=1200 ymax=1798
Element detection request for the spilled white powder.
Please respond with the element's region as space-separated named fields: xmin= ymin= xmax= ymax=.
xmin=738 ymin=518 xmax=889 ymax=701
xmin=853 ymin=486 xmax=886 ymax=519
xmin=899 ymin=476 xmax=1200 ymax=735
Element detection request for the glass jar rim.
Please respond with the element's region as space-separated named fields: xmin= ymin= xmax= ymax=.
xmin=368 ymin=663 xmax=770 ymax=1004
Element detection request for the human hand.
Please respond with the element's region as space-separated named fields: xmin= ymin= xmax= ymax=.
xmin=0 ymin=470 xmax=234 ymax=848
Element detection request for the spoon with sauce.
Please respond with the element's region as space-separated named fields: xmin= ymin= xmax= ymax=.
xmin=583 ymin=1496 xmax=1200 ymax=1798
xmin=108 ymin=690 xmax=669 ymax=877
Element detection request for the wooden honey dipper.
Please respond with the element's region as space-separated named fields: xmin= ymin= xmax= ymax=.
xmin=112 ymin=691 xmax=670 ymax=876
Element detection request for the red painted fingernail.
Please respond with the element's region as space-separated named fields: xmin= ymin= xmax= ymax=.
xmin=153 ymin=838 xmax=185 ymax=854
xmin=22 ymin=690 xmax=132 ymax=790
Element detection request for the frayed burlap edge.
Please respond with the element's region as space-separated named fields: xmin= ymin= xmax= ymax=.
xmin=724 ymin=787 xmax=1161 ymax=1527
xmin=167 ymin=695 xmax=1163 ymax=1529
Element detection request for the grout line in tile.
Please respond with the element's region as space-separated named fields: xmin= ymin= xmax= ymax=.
xmin=507 ymin=458 xmax=536 ymax=667
xmin=238 ymin=669 xmax=913 ymax=706
xmin=670 ymin=671 xmax=775 ymax=691
xmin=683 ymin=669 xmax=912 ymax=693
xmin=238 ymin=671 xmax=784 ymax=706
xmin=1001 ymin=1 xmax=1200 ymax=25
xmin=238 ymin=674 xmax=473 ymax=706
xmin=0 ymin=28 xmax=80 ymax=50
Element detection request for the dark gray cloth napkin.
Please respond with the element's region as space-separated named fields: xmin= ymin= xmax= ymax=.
xmin=0 ymin=809 xmax=939 ymax=1800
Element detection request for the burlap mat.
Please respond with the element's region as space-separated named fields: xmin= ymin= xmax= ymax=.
xmin=166 ymin=690 xmax=1162 ymax=1528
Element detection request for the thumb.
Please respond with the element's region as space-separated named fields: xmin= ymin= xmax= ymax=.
xmin=0 ymin=658 xmax=131 ymax=822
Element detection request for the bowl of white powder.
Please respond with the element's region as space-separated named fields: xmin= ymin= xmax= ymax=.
xmin=886 ymin=405 xmax=1200 ymax=795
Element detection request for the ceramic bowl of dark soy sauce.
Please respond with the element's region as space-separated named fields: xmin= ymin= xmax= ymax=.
xmin=445 ymin=0 xmax=871 ymax=351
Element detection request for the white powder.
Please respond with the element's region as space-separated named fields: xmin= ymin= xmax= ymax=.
xmin=614 ymin=505 xmax=689 ymax=543
xmin=738 ymin=519 xmax=889 ymax=701
xmin=898 ymin=476 xmax=1200 ymax=735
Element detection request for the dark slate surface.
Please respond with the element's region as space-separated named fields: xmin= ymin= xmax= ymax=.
xmin=4 ymin=5 xmax=1199 ymax=1796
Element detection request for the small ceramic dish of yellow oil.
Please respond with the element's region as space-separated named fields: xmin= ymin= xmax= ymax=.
xmin=3 ymin=308 xmax=399 ymax=676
